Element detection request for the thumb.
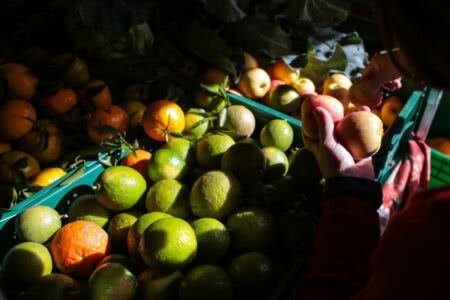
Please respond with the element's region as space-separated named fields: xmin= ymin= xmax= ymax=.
xmin=313 ymin=107 xmax=335 ymax=146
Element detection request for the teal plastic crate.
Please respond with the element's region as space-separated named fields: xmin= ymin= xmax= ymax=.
xmin=426 ymin=91 xmax=450 ymax=187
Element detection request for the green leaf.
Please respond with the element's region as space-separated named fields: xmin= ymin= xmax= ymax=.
xmin=218 ymin=107 xmax=228 ymax=128
xmin=93 ymin=125 xmax=121 ymax=135
xmin=84 ymin=84 xmax=105 ymax=99
xmin=200 ymin=84 xmax=222 ymax=97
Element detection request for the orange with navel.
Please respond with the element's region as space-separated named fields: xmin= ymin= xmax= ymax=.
xmin=142 ymin=100 xmax=185 ymax=142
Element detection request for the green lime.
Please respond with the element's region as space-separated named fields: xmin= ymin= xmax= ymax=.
xmin=223 ymin=105 xmax=256 ymax=139
xmin=226 ymin=207 xmax=276 ymax=254
xmin=95 ymin=166 xmax=147 ymax=211
xmin=196 ymin=134 xmax=235 ymax=170
xmin=162 ymin=138 xmax=196 ymax=171
xmin=184 ymin=111 xmax=209 ymax=139
xmin=138 ymin=269 xmax=182 ymax=300
xmin=194 ymin=85 xmax=227 ymax=112
xmin=15 ymin=205 xmax=61 ymax=244
xmin=127 ymin=212 xmax=173 ymax=264
xmin=88 ymin=263 xmax=137 ymax=300
xmin=21 ymin=273 xmax=82 ymax=300
xmin=2 ymin=242 xmax=53 ymax=284
xmin=289 ymin=147 xmax=322 ymax=188
xmin=179 ymin=265 xmax=233 ymax=300
xmin=68 ymin=194 xmax=110 ymax=228
xmin=139 ymin=217 xmax=197 ymax=271
xmin=96 ymin=254 xmax=136 ymax=274
xmin=146 ymin=179 xmax=190 ymax=219
xmin=148 ymin=149 xmax=187 ymax=182
xmin=107 ymin=211 xmax=141 ymax=253
xmin=190 ymin=218 xmax=230 ymax=263
xmin=190 ymin=170 xmax=242 ymax=220
xmin=227 ymin=252 xmax=275 ymax=298
xmin=259 ymin=119 xmax=293 ymax=152
xmin=268 ymin=84 xmax=301 ymax=114
xmin=221 ymin=142 xmax=266 ymax=185
xmin=262 ymin=147 xmax=289 ymax=181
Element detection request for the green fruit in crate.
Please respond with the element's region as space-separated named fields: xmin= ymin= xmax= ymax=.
xmin=226 ymin=207 xmax=276 ymax=254
xmin=138 ymin=269 xmax=182 ymax=300
xmin=147 ymin=149 xmax=187 ymax=182
xmin=221 ymin=142 xmax=266 ymax=185
xmin=227 ymin=252 xmax=275 ymax=299
xmin=196 ymin=134 xmax=235 ymax=170
xmin=289 ymin=147 xmax=322 ymax=188
xmin=68 ymin=194 xmax=110 ymax=228
xmin=179 ymin=265 xmax=233 ymax=300
xmin=190 ymin=218 xmax=230 ymax=263
xmin=259 ymin=119 xmax=294 ymax=152
xmin=96 ymin=166 xmax=147 ymax=211
xmin=139 ymin=217 xmax=197 ymax=270
xmin=88 ymin=263 xmax=137 ymax=300
xmin=127 ymin=212 xmax=172 ymax=264
xmin=107 ymin=211 xmax=141 ymax=253
xmin=21 ymin=273 xmax=83 ymax=300
xmin=96 ymin=254 xmax=136 ymax=273
xmin=2 ymin=242 xmax=53 ymax=284
xmin=146 ymin=179 xmax=190 ymax=219
xmin=194 ymin=84 xmax=227 ymax=112
xmin=267 ymin=84 xmax=302 ymax=114
xmin=190 ymin=170 xmax=242 ymax=220
xmin=262 ymin=146 xmax=290 ymax=181
xmin=161 ymin=137 xmax=196 ymax=171
xmin=184 ymin=111 xmax=209 ymax=139
xmin=223 ymin=105 xmax=256 ymax=139
xmin=15 ymin=205 xmax=61 ymax=244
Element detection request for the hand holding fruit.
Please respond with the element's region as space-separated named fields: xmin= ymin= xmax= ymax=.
xmin=349 ymin=50 xmax=403 ymax=108
xmin=302 ymin=106 xmax=376 ymax=180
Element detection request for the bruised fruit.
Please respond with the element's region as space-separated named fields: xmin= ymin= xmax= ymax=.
xmin=301 ymin=95 xmax=344 ymax=139
xmin=335 ymin=111 xmax=383 ymax=161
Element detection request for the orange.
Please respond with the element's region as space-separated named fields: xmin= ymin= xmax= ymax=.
xmin=0 ymin=142 xmax=11 ymax=155
xmin=40 ymin=87 xmax=78 ymax=115
xmin=0 ymin=99 xmax=36 ymax=141
xmin=51 ymin=220 xmax=111 ymax=278
xmin=87 ymin=105 xmax=129 ymax=144
xmin=31 ymin=167 xmax=67 ymax=188
xmin=120 ymin=100 xmax=147 ymax=128
xmin=0 ymin=150 xmax=40 ymax=183
xmin=120 ymin=149 xmax=152 ymax=181
xmin=142 ymin=100 xmax=185 ymax=142
xmin=0 ymin=63 xmax=38 ymax=100
xmin=18 ymin=119 xmax=63 ymax=164
xmin=123 ymin=84 xmax=151 ymax=102
xmin=80 ymin=80 xmax=112 ymax=110
xmin=270 ymin=60 xmax=300 ymax=84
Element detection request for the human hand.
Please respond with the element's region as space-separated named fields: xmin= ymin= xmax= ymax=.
xmin=302 ymin=106 xmax=375 ymax=180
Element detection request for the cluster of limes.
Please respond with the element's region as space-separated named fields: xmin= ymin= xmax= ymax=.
xmin=1 ymin=97 xmax=323 ymax=299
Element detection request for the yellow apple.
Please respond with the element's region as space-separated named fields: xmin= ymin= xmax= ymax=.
xmin=323 ymin=73 xmax=352 ymax=107
xmin=292 ymin=77 xmax=315 ymax=94
xmin=271 ymin=60 xmax=300 ymax=84
xmin=237 ymin=68 xmax=271 ymax=100
xmin=380 ymin=96 xmax=404 ymax=127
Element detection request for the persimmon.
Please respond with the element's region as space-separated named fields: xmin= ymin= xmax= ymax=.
xmin=40 ymin=88 xmax=78 ymax=115
xmin=0 ymin=99 xmax=36 ymax=141
xmin=143 ymin=100 xmax=185 ymax=142
xmin=18 ymin=119 xmax=63 ymax=165
xmin=87 ymin=105 xmax=129 ymax=144
xmin=80 ymin=80 xmax=112 ymax=110
xmin=51 ymin=220 xmax=111 ymax=278
xmin=0 ymin=63 xmax=38 ymax=100
xmin=0 ymin=150 xmax=40 ymax=183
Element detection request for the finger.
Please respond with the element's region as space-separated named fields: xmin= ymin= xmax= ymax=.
xmin=313 ymin=107 xmax=335 ymax=146
xmin=359 ymin=106 xmax=371 ymax=112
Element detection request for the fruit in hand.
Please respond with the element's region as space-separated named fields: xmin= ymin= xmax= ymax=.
xmin=237 ymin=68 xmax=271 ymax=100
xmin=301 ymin=95 xmax=344 ymax=139
xmin=380 ymin=95 xmax=404 ymax=127
xmin=335 ymin=111 xmax=384 ymax=161
xmin=348 ymin=77 xmax=383 ymax=108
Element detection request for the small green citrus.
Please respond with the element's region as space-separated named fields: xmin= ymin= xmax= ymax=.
xmin=68 ymin=194 xmax=110 ymax=228
xmin=196 ymin=134 xmax=235 ymax=170
xmin=259 ymin=119 xmax=293 ymax=152
xmin=147 ymin=148 xmax=187 ymax=182
xmin=15 ymin=205 xmax=61 ymax=244
xmin=146 ymin=179 xmax=190 ymax=219
xmin=190 ymin=218 xmax=230 ymax=263
xmin=107 ymin=211 xmax=141 ymax=253
xmin=88 ymin=263 xmax=137 ymax=300
xmin=262 ymin=146 xmax=289 ymax=181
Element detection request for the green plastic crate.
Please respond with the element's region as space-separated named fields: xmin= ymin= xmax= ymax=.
xmin=426 ymin=91 xmax=450 ymax=187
